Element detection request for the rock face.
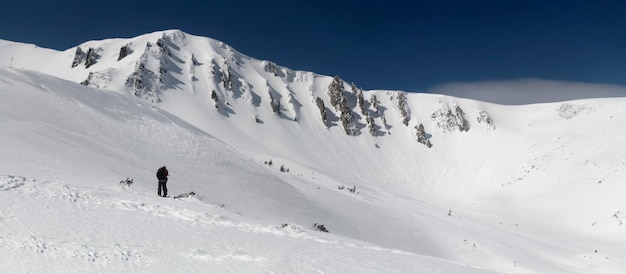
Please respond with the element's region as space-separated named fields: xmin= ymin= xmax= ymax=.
xmin=71 ymin=47 xmax=86 ymax=68
xmin=126 ymin=61 xmax=161 ymax=103
xmin=316 ymin=97 xmax=328 ymax=126
xmin=84 ymin=48 xmax=99 ymax=68
xmin=71 ymin=47 xmax=100 ymax=68
xmin=118 ymin=45 xmax=132 ymax=61
xmin=270 ymin=91 xmax=281 ymax=115
xmin=64 ymin=30 xmax=496 ymax=146
xmin=124 ymin=41 xmax=168 ymax=103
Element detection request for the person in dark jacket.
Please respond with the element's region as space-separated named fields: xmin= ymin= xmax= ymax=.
xmin=156 ymin=166 xmax=169 ymax=197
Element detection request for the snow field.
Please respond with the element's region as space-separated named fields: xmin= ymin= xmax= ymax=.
xmin=0 ymin=173 xmax=495 ymax=274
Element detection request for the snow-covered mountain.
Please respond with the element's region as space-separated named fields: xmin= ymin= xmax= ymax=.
xmin=1 ymin=30 xmax=625 ymax=273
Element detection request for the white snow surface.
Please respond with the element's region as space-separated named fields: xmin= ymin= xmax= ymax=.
xmin=1 ymin=30 xmax=626 ymax=273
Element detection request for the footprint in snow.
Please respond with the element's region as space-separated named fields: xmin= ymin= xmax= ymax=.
xmin=0 ymin=175 xmax=27 ymax=191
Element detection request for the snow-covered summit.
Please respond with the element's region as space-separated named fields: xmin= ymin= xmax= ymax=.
xmin=1 ymin=30 xmax=488 ymax=134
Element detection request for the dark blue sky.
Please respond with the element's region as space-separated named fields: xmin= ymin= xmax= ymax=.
xmin=2 ymin=0 xmax=626 ymax=93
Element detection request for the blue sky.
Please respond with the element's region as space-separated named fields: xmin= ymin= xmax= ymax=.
xmin=1 ymin=0 xmax=625 ymax=102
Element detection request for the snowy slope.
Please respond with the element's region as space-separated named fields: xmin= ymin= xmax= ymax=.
xmin=0 ymin=67 xmax=496 ymax=273
xmin=1 ymin=30 xmax=626 ymax=273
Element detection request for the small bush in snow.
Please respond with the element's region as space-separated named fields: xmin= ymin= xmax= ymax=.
xmin=348 ymin=185 xmax=356 ymax=193
xmin=119 ymin=178 xmax=133 ymax=186
xmin=338 ymin=185 xmax=358 ymax=194
xmin=312 ymin=223 xmax=329 ymax=233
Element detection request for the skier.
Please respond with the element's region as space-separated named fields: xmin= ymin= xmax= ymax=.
xmin=156 ymin=166 xmax=169 ymax=197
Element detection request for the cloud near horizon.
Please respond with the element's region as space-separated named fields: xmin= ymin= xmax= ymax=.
xmin=428 ymin=79 xmax=626 ymax=105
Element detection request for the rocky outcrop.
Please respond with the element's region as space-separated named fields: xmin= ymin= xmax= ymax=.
xmin=63 ymin=31 xmax=504 ymax=145
xmin=84 ymin=48 xmax=99 ymax=68
xmin=415 ymin=123 xmax=432 ymax=148
xmin=366 ymin=114 xmax=376 ymax=136
xmin=123 ymin=38 xmax=177 ymax=103
xmin=191 ymin=54 xmax=201 ymax=66
xmin=370 ymin=94 xmax=379 ymax=114
xmin=80 ymin=71 xmax=110 ymax=88
xmin=328 ymin=76 xmax=344 ymax=111
xmin=431 ymin=101 xmax=470 ymax=132
xmin=476 ymin=109 xmax=495 ymax=129
xmin=339 ymin=96 xmax=358 ymax=136
xmin=328 ymin=76 xmax=359 ymax=136
xmin=263 ymin=61 xmax=279 ymax=76
xmin=396 ymin=92 xmax=410 ymax=126
xmin=356 ymin=87 xmax=366 ymax=116
xmin=125 ymin=42 xmax=162 ymax=103
xmin=118 ymin=45 xmax=132 ymax=61
xmin=223 ymin=62 xmax=234 ymax=92
xmin=71 ymin=47 xmax=86 ymax=68
xmin=211 ymin=90 xmax=220 ymax=109
xmin=269 ymin=91 xmax=281 ymax=115
xmin=71 ymin=46 xmax=100 ymax=68
xmin=326 ymin=76 xmax=358 ymax=135
xmin=126 ymin=62 xmax=161 ymax=102
xmin=454 ymin=105 xmax=470 ymax=132
xmin=315 ymin=97 xmax=328 ymax=126
xmin=156 ymin=38 xmax=170 ymax=56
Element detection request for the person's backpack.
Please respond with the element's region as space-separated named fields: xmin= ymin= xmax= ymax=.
xmin=156 ymin=167 xmax=167 ymax=180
